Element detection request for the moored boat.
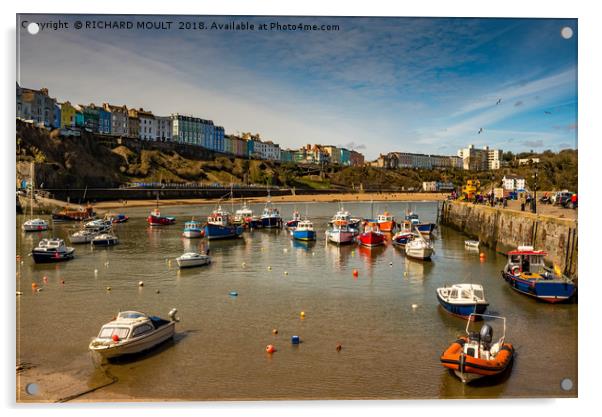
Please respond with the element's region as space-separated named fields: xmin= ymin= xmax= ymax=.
xmin=329 ymin=208 xmax=361 ymax=229
xmin=31 ymin=238 xmax=75 ymax=263
xmin=105 ymin=213 xmax=129 ymax=223
xmin=326 ymin=221 xmax=357 ymax=245
xmin=465 ymin=240 xmax=480 ymax=249
xmin=176 ymin=251 xmax=212 ymax=268
xmin=405 ymin=212 xmax=436 ymax=235
xmin=91 ymin=233 xmax=119 ymax=247
xmin=261 ymin=201 xmax=282 ymax=229
xmin=358 ymin=221 xmax=385 ymax=247
xmin=233 ymin=201 xmax=261 ymax=229
xmin=440 ymin=314 xmax=514 ymax=383
xmin=436 ymin=284 xmax=489 ymax=319
xmin=376 ymin=211 xmax=396 ymax=233
xmin=52 ymin=204 xmax=96 ymax=222
xmin=22 ymin=218 xmax=49 ymax=232
xmin=147 ymin=208 xmax=176 ymax=226
xmin=204 ymin=207 xmax=244 ymax=240
xmin=182 ymin=220 xmax=203 ymax=239
xmin=89 ymin=309 xmax=179 ymax=359
xmin=392 ymin=230 xmax=416 ymax=247
xmin=500 ymin=245 xmax=576 ymax=303
xmin=405 ymin=236 xmax=434 ymax=260
xmin=292 ymin=220 xmax=316 ymax=241
xmin=285 ymin=210 xmax=301 ymax=230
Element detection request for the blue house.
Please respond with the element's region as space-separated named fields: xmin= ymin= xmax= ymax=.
xmin=98 ymin=107 xmax=112 ymax=134
xmin=53 ymin=103 xmax=61 ymax=129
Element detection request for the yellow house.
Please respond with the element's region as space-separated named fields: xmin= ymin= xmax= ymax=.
xmin=60 ymin=101 xmax=76 ymax=128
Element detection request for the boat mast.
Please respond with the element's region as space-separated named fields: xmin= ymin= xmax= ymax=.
xmin=29 ymin=162 xmax=34 ymax=219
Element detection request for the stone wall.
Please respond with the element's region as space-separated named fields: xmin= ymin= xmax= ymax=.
xmin=441 ymin=200 xmax=578 ymax=280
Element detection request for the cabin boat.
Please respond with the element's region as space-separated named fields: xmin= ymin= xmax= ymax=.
xmin=292 ymin=220 xmax=316 ymax=241
xmin=326 ymin=221 xmax=356 ymax=245
xmin=31 ymin=238 xmax=75 ymax=263
xmin=105 ymin=213 xmax=129 ymax=223
xmin=440 ymin=314 xmax=514 ymax=383
xmin=261 ymin=203 xmax=282 ymax=229
xmin=89 ymin=310 xmax=179 ymax=359
xmin=52 ymin=205 xmax=96 ymax=222
xmin=405 ymin=212 xmax=436 ymax=235
xmin=91 ymin=233 xmax=119 ymax=247
xmin=392 ymin=230 xmax=416 ymax=247
xmin=358 ymin=221 xmax=385 ymax=247
xmin=436 ymin=284 xmax=489 ymax=319
xmin=329 ymin=208 xmax=361 ymax=229
xmin=182 ymin=220 xmax=203 ymax=239
xmin=501 ymin=245 xmax=576 ymax=303
xmin=465 ymin=240 xmax=480 ymax=249
xmin=22 ymin=218 xmax=49 ymax=232
xmin=204 ymin=207 xmax=244 ymax=240
xmin=85 ymin=219 xmax=113 ymax=230
xmin=405 ymin=236 xmax=434 ymax=260
xmin=376 ymin=211 xmax=396 ymax=233
xmin=70 ymin=219 xmax=112 ymax=244
xmin=285 ymin=210 xmax=301 ymax=230
xmin=176 ymin=252 xmax=211 ymax=268
xmin=233 ymin=202 xmax=261 ymax=228
xmin=147 ymin=208 xmax=176 ymax=226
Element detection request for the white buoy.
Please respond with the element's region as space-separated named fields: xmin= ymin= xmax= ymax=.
xmin=284 ymin=271 xmax=288 ymax=275
xmin=268 ymin=266 xmax=272 ymax=271
xmin=242 ymin=262 xmax=246 ymax=267
xmin=412 ymin=304 xmax=418 ymax=309
xmin=283 ymin=248 xmax=288 ymax=253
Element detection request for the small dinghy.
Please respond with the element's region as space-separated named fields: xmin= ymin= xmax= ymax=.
xmin=22 ymin=218 xmax=49 ymax=232
xmin=176 ymin=252 xmax=212 ymax=268
xmin=440 ymin=314 xmax=514 ymax=383
xmin=89 ymin=309 xmax=179 ymax=359
xmin=91 ymin=233 xmax=119 ymax=247
xmin=436 ymin=284 xmax=489 ymax=319
xmin=31 ymin=238 xmax=75 ymax=263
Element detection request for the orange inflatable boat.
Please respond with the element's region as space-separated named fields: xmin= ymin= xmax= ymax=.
xmin=440 ymin=314 xmax=514 ymax=383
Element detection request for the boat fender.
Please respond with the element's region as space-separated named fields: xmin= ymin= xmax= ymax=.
xmin=168 ymin=308 xmax=180 ymax=322
xmin=511 ymin=266 xmax=520 ymax=275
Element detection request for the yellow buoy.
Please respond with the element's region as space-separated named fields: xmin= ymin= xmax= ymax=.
xmin=284 ymin=271 xmax=288 ymax=275
xmin=268 ymin=266 xmax=272 ymax=271
xmin=300 ymin=311 xmax=306 ymax=318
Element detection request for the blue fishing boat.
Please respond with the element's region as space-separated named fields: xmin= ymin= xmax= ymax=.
xmin=436 ymin=284 xmax=489 ymax=319
xmin=261 ymin=198 xmax=282 ymax=229
xmin=182 ymin=220 xmax=203 ymax=239
xmin=501 ymin=246 xmax=576 ymax=303
xmin=405 ymin=212 xmax=436 ymax=235
xmin=292 ymin=220 xmax=316 ymax=241
xmin=203 ymin=207 xmax=244 ymax=240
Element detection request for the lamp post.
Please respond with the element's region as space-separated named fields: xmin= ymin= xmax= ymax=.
xmin=491 ymin=174 xmax=495 ymax=206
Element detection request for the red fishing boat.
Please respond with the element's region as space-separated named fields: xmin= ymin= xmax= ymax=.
xmin=147 ymin=207 xmax=176 ymax=226
xmin=358 ymin=221 xmax=385 ymax=247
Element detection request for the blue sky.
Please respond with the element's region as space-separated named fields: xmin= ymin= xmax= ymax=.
xmin=17 ymin=15 xmax=577 ymax=159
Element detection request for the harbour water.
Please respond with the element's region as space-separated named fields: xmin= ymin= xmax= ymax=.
xmin=16 ymin=201 xmax=577 ymax=400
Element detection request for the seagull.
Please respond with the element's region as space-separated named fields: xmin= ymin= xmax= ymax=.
xmin=478 ymin=128 xmax=483 ymax=134
xmin=496 ymin=98 xmax=502 ymax=105
xmin=544 ymin=111 xmax=552 ymax=115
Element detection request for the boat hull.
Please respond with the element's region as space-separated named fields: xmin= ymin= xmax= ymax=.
xmin=415 ymin=223 xmax=436 ymax=235
xmin=147 ymin=215 xmax=176 ymax=226
xmin=501 ymin=271 xmax=576 ymax=303
xmin=405 ymin=246 xmax=433 ymax=260
xmin=292 ymin=230 xmax=316 ymax=241
xmin=436 ymin=293 xmax=488 ymax=319
xmin=31 ymin=248 xmax=75 ymax=263
xmin=177 ymin=258 xmax=211 ymax=268
xmin=90 ymin=322 xmax=176 ymax=359
xmin=261 ymin=217 xmax=282 ymax=228
xmin=358 ymin=232 xmax=385 ymax=247
xmin=204 ymin=223 xmax=244 ymax=240
xmin=327 ymin=230 xmax=355 ymax=245
xmin=440 ymin=337 xmax=514 ymax=383
xmin=22 ymin=221 xmax=49 ymax=232
xmin=92 ymin=239 xmax=119 ymax=247
xmin=182 ymin=229 xmax=203 ymax=239
xmin=377 ymin=221 xmax=395 ymax=233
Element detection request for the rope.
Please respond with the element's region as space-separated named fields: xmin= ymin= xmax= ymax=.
xmin=54 ymin=364 xmax=118 ymax=403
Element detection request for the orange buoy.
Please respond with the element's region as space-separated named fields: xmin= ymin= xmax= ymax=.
xmin=336 ymin=343 xmax=342 ymax=352
xmin=479 ymin=252 xmax=486 ymax=258
xmin=16 ymin=255 xmax=21 ymax=260
xmin=31 ymin=283 xmax=38 ymax=289
xmin=266 ymin=344 xmax=276 ymax=353
xmin=300 ymin=311 xmax=306 ymax=318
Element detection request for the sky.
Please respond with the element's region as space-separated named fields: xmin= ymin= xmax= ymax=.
xmin=17 ymin=15 xmax=578 ymax=160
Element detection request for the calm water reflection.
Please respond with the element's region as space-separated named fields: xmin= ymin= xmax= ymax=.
xmin=16 ymin=201 xmax=577 ymax=400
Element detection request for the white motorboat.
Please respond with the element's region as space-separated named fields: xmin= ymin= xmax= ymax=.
xmin=31 ymin=238 xmax=75 ymax=263
xmin=405 ymin=237 xmax=434 ymax=260
xmin=436 ymin=284 xmax=489 ymax=319
xmin=85 ymin=219 xmax=112 ymax=230
xmin=89 ymin=310 xmax=179 ymax=359
xmin=326 ymin=221 xmax=356 ymax=245
xmin=91 ymin=233 xmax=119 ymax=247
xmin=70 ymin=229 xmax=99 ymax=244
xmin=176 ymin=252 xmax=212 ymax=268
xmin=22 ymin=218 xmax=49 ymax=232
xmin=465 ymin=240 xmax=480 ymax=249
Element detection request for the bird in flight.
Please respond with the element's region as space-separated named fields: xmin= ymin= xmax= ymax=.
xmin=478 ymin=128 xmax=483 ymax=134
xmin=496 ymin=98 xmax=502 ymax=105
xmin=544 ymin=111 xmax=552 ymax=115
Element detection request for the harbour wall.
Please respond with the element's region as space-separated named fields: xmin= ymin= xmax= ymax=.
xmin=440 ymin=200 xmax=578 ymax=280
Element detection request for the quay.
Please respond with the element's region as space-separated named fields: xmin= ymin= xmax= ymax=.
xmin=441 ymin=200 xmax=578 ymax=281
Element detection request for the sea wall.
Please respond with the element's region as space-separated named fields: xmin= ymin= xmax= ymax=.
xmin=441 ymin=200 xmax=578 ymax=280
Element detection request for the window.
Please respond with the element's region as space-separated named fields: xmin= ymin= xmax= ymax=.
xmin=132 ymin=324 xmax=154 ymax=337
xmin=98 ymin=327 xmax=129 ymax=339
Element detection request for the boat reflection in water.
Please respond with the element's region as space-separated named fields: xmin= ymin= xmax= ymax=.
xmin=324 ymin=241 xmax=356 ymax=271
xmin=291 ymin=238 xmax=316 ymax=252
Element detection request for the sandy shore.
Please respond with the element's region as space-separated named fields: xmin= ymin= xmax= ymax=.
xmin=90 ymin=192 xmax=449 ymax=211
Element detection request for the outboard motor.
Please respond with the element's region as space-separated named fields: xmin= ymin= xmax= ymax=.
xmin=168 ymin=308 xmax=180 ymax=322
xmin=479 ymin=324 xmax=493 ymax=349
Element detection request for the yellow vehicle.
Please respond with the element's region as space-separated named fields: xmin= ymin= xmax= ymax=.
xmin=461 ymin=179 xmax=480 ymax=200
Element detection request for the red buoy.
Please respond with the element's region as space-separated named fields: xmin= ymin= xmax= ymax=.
xmin=352 ymin=269 xmax=359 ymax=277
xmin=266 ymin=344 xmax=276 ymax=353
xmin=43 ymin=276 xmax=48 ymax=283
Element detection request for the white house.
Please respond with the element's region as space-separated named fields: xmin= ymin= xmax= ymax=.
xmin=155 ymin=116 xmax=172 ymax=142
xmin=502 ymin=175 xmax=526 ymax=191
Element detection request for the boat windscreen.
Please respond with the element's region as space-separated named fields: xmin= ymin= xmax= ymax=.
xmin=99 ymin=327 xmax=129 ymax=339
